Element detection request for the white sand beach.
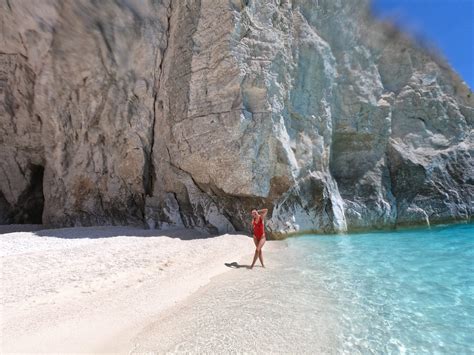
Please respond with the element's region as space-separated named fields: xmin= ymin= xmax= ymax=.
xmin=131 ymin=244 xmax=340 ymax=354
xmin=0 ymin=225 xmax=279 ymax=353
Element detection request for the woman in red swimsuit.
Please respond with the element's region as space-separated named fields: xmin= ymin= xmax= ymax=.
xmin=250 ymin=208 xmax=268 ymax=269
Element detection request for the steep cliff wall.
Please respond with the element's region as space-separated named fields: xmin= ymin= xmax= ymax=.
xmin=1 ymin=0 xmax=472 ymax=236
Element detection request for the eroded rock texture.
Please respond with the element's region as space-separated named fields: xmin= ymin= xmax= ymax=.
xmin=1 ymin=0 xmax=473 ymax=235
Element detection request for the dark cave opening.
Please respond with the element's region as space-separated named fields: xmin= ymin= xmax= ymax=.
xmin=1 ymin=164 xmax=45 ymax=224
xmin=0 ymin=190 xmax=12 ymax=223
xmin=18 ymin=164 xmax=45 ymax=224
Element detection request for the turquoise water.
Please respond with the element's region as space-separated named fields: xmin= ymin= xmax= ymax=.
xmin=289 ymin=223 xmax=474 ymax=354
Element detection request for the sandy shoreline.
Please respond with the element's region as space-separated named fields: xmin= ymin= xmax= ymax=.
xmin=0 ymin=225 xmax=281 ymax=353
xmin=131 ymin=240 xmax=340 ymax=354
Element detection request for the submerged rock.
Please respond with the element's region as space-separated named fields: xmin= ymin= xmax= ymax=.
xmin=1 ymin=0 xmax=472 ymax=236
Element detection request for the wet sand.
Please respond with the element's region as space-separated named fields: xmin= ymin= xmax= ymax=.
xmin=131 ymin=242 xmax=340 ymax=354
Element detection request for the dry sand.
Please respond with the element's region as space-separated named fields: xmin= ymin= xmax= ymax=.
xmin=0 ymin=225 xmax=278 ymax=353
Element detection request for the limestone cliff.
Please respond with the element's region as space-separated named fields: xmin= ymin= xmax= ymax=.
xmin=1 ymin=0 xmax=472 ymax=236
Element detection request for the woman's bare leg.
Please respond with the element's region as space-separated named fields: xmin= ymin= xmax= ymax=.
xmin=250 ymin=237 xmax=266 ymax=269
xmin=258 ymin=238 xmax=266 ymax=267
xmin=250 ymin=250 xmax=259 ymax=269
xmin=250 ymin=236 xmax=259 ymax=269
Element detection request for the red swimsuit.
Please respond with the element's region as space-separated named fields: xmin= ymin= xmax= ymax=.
xmin=253 ymin=216 xmax=265 ymax=241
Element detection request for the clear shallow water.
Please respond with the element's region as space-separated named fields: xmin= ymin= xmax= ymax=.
xmin=134 ymin=223 xmax=473 ymax=354
xmin=289 ymin=223 xmax=474 ymax=354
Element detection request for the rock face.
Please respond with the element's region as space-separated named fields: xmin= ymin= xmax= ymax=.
xmin=1 ymin=0 xmax=473 ymax=236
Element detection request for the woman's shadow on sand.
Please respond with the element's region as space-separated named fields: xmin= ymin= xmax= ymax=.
xmin=225 ymin=262 xmax=252 ymax=269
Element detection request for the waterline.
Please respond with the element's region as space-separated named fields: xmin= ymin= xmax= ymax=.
xmin=133 ymin=223 xmax=474 ymax=353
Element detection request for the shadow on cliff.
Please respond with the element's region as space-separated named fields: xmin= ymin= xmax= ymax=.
xmin=0 ymin=225 xmax=250 ymax=241
xmin=40 ymin=227 xmax=219 ymax=240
